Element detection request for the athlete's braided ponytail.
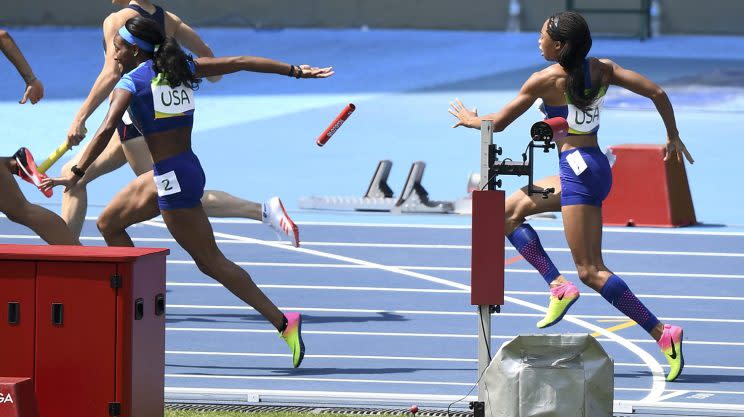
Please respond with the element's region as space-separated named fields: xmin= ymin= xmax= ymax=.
xmin=546 ymin=11 xmax=597 ymax=111
xmin=125 ymin=16 xmax=201 ymax=90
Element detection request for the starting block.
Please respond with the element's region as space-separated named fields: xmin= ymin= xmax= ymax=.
xmin=299 ymin=160 xmax=456 ymax=213
xmin=0 ymin=378 xmax=39 ymax=417
xmin=392 ymin=161 xmax=454 ymax=214
xmin=298 ymin=160 xmax=397 ymax=212
xmin=603 ymin=144 xmax=696 ymax=227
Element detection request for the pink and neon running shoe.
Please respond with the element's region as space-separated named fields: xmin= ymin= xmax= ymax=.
xmin=279 ymin=312 xmax=305 ymax=368
xmin=537 ymin=281 xmax=580 ymax=329
xmin=658 ymin=324 xmax=684 ymax=382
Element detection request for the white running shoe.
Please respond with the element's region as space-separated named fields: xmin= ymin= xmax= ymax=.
xmin=263 ymin=197 xmax=300 ymax=247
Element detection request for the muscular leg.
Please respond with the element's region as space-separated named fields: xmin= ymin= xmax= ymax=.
xmin=121 ymin=136 xmax=153 ymax=177
xmin=200 ymin=191 xmax=262 ymax=219
xmin=0 ymin=158 xmax=78 ymax=245
xmin=504 ymin=176 xmax=569 ymax=287
xmin=96 ymin=171 xmax=160 ymax=247
xmin=161 ymin=204 xmax=285 ymax=329
xmin=62 ymin=130 xmax=127 ymax=238
xmin=504 ymin=176 xmax=562 ymax=234
xmin=562 ymin=204 xmax=663 ymax=340
xmin=122 ymin=137 xmax=262 ymax=220
xmin=563 ymin=203 xmax=684 ymax=381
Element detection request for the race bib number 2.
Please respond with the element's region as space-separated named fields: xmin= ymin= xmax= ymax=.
xmin=151 ymin=73 xmax=195 ymax=119
xmin=154 ymin=170 xmax=182 ymax=197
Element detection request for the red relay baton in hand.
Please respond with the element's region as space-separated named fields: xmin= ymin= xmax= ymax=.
xmin=316 ymin=103 xmax=355 ymax=147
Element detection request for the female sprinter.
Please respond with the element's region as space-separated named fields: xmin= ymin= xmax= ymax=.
xmin=44 ymin=16 xmax=332 ymax=367
xmin=448 ymin=11 xmax=693 ymax=382
xmin=62 ymin=0 xmax=299 ymax=247
xmin=0 ymin=29 xmax=78 ymax=245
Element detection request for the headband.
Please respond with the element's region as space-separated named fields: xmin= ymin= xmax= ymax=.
xmin=118 ymin=26 xmax=155 ymax=52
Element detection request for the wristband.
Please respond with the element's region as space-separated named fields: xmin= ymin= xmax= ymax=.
xmin=288 ymin=65 xmax=302 ymax=79
xmin=71 ymin=165 xmax=86 ymax=178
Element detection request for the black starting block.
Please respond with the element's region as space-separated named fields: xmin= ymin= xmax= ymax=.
xmin=299 ymin=160 xmax=456 ymax=213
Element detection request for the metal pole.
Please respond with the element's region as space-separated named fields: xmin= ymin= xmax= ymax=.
xmin=477 ymin=120 xmax=494 ymax=401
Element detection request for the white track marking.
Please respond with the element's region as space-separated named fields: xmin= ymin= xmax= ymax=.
xmin=145 ymin=220 xmax=667 ymax=401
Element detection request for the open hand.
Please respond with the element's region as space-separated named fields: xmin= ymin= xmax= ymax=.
xmin=448 ymin=98 xmax=479 ymax=128
xmin=298 ymin=65 xmax=334 ymax=79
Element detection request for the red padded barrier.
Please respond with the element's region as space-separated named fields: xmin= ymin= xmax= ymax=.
xmin=471 ymin=190 xmax=505 ymax=306
xmin=0 ymin=245 xmax=169 ymax=417
xmin=603 ymin=144 xmax=696 ymax=227
xmin=0 ymin=378 xmax=39 ymax=417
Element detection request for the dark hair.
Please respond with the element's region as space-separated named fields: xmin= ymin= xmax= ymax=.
xmin=124 ymin=16 xmax=201 ymax=90
xmin=546 ymin=11 xmax=597 ymax=110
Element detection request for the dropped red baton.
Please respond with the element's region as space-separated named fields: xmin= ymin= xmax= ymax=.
xmin=316 ymin=103 xmax=355 ymax=147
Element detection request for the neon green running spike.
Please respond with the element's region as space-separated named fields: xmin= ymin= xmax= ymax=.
xmin=658 ymin=324 xmax=684 ymax=382
xmin=279 ymin=312 xmax=305 ymax=368
xmin=537 ymin=281 xmax=580 ymax=329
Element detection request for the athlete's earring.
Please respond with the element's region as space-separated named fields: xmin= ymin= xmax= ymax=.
xmin=134 ymin=51 xmax=139 ymax=57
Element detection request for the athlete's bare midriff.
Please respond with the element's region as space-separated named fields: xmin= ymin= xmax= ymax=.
xmin=144 ymin=126 xmax=193 ymax=163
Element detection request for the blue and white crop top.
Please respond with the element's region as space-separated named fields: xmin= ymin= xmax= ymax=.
xmin=540 ymin=59 xmax=607 ymax=136
xmin=114 ymin=60 xmax=197 ymax=135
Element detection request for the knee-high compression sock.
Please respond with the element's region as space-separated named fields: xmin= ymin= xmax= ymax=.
xmin=600 ymin=274 xmax=660 ymax=333
xmin=507 ymin=223 xmax=561 ymax=285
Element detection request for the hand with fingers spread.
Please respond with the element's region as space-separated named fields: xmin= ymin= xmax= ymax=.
xmin=448 ymin=98 xmax=480 ymax=129
xmin=663 ymin=135 xmax=694 ymax=164
xmin=20 ymin=78 xmax=44 ymax=104
xmin=296 ymin=65 xmax=334 ymax=79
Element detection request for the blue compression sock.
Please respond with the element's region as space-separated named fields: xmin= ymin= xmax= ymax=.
xmin=507 ymin=224 xmax=561 ymax=285
xmin=600 ymin=274 xmax=660 ymax=333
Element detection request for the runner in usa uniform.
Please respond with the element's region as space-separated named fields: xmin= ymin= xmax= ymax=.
xmin=449 ymin=11 xmax=693 ymax=382
xmin=44 ymin=16 xmax=333 ymax=367
xmin=62 ymin=1 xmax=300 ymax=247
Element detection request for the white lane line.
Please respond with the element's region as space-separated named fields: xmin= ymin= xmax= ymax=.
xmin=165 ymin=351 xmax=744 ymax=371
xmin=165 ymin=283 xmax=744 ymax=302
xmin=3 ymin=215 xmax=744 ymax=236
xmin=7 ymin=231 xmax=737 ymax=258
xmin=168 ymin=283 xmax=467 ymax=294
xmin=201 ymin=219 xmax=744 ymax=236
xmin=144 ymin=220 xmax=666 ymax=402
xmin=165 ymin=259 xmax=744 ymax=280
xmin=168 ymin=304 xmax=475 ymax=316
xmin=164 ymin=387 xmax=478 ymax=404
xmin=167 ymin=328 xmax=484 ymax=338
xmin=0 ymin=234 xmax=237 ymax=244
xmin=163 ymin=372 xmax=744 ymax=398
xmin=301 ymin=241 xmax=744 ymax=258
xmin=165 ymin=373 xmax=473 ymax=387
xmin=166 ymin=351 xmax=474 ymax=362
xmin=653 ymin=391 xmax=691 ymax=402
xmin=618 ymin=363 xmax=744 ymax=371
xmin=165 ymin=304 xmax=744 ymax=324
xmin=303 ymin=242 xmax=470 ymax=249
xmin=162 ymin=387 xmax=744 ymax=412
xmin=164 ymin=327 xmax=744 ymax=346
xmin=167 ymin=260 xmax=373 ymax=269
